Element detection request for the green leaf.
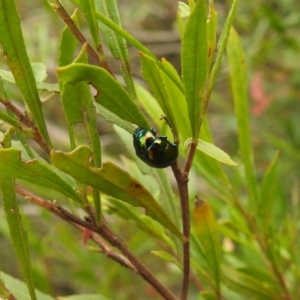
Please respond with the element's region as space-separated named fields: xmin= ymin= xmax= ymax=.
xmin=0 ymin=277 xmax=11 ymax=299
xmin=95 ymin=103 xmax=135 ymax=133
xmin=153 ymin=168 xmax=181 ymax=234
xmin=59 ymin=19 xmax=81 ymax=124
xmin=108 ymin=198 xmax=176 ymax=251
xmin=207 ymin=0 xmax=217 ymax=70
xmin=181 ymin=0 xmax=208 ymax=138
xmin=185 ymin=138 xmax=239 ymax=166
xmin=207 ymin=0 xmax=239 ymax=97
xmin=59 ymin=46 xmax=92 ymax=125
xmin=0 ymin=272 xmax=55 ymax=300
xmin=222 ymin=266 xmax=279 ymax=299
xmin=0 ymin=110 xmax=19 ymax=127
xmin=57 ymin=63 xmax=149 ymax=129
xmin=151 ymin=250 xmax=182 ymax=269
xmin=0 ymin=0 xmax=51 ymax=147
xmin=135 ymin=83 xmax=163 ymax=129
xmin=31 ymin=62 xmax=48 ymax=82
xmin=258 ymin=151 xmax=280 ymax=228
xmin=58 ymin=9 xmax=79 ymax=67
xmin=0 ymin=148 xmax=82 ymax=203
xmin=95 ymin=0 xmax=123 ymax=58
xmin=61 ymin=44 xmax=104 ymax=218
xmin=94 ymin=10 xmax=184 ymax=94
xmin=178 ymin=2 xmax=190 ymax=18
xmin=0 ymin=126 xmax=37 ymax=300
xmin=140 ymin=215 xmax=177 ymax=252
xmin=0 ymin=131 xmax=39 ymax=161
xmin=95 ymin=0 xmax=136 ymax=99
xmin=140 ymin=53 xmax=179 ymax=142
xmin=200 ymin=291 xmax=218 ymax=300
xmin=51 ymin=146 xmax=183 ymax=240
xmin=79 ymin=0 xmax=101 ymax=48
xmin=0 ymin=176 xmax=37 ymax=300
xmin=160 ymin=58 xmax=191 ymax=142
xmin=61 ymin=82 xmax=85 ymax=125
xmin=193 ymin=198 xmax=221 ymax=291
xmin=0 ymin=62 xmax=48 ymax=83
xmin=0 ymin=66 xmax=59 ymax=92
xmin=0 ymin=63 xmax=46 ymax=83
xmin=227 ymin=27 xmax=258 ymax=208
xmin=35 ymin=82 xmax=59 ymax=92
xmin=196 ymin=118 xmax=232 ymax=187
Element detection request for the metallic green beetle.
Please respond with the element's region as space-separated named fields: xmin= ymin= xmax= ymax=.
xmin=133 ymin=127 xmax=178 ymax=168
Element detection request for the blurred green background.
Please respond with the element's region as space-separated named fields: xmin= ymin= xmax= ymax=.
xmin=0 ymin=0 xmax=299 ymax=299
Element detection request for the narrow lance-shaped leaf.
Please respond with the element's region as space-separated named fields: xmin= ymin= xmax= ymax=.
xmin=185 ymin=138 xmax=239 ymax=166
xmin=160 ymin=58 xmax=191 ymax=142
xmin=94 ymin=10 xmax=185 ymax=94
xmin=57 ymin=63 xmax=149 ymax=129
xmin=0 ymin=110 xmax=19 ymax=127
xmin=0 ymin=130 xmax=36 ymax=300
xmin=258 ymin=151 xmax=279 ymax=229
xmin=151 ymin=251 xmax=182 ymax=270
xmin=222 ymin=266 xmax=279 ymax=299
xmin=193 ymin=197 xmax=221 ymax=291
xmin=72 ymin=47 xmax=102 ymax=220
xmin=79 ymin=0 xmax=101 ymax=48
xmin=0 ymin=0 xmax=51 ymax=148
xmin=0 ymin=272 xmax=55 ymax=300
xmin=178 ymin=2 xmax=190 ymax=18
xmin=134 ymin=84 xmax=163 ymax=130
xmin=108 ymin=198 xmax=176 ymax=252
xmin=95 ymin=0 xmax=123 ymax=58
xmin=0 ymin=67 xmax=59 ymax=93
xmin=207 ymin=0 xmax=217 ymax=70
xmin=206 ymin=0 xmax=239 ymax=96
xmin=95 ymin=103 xmax=135 ymax=133
xmin=181 ymin=0 xmax=208 ymax=139
xmin=51 ymin=146 xmax=183 ymax=240
xmin=194 ymin=118 xmax=232 ymax=190
xmin=0 ymin=148 xmax=82 ymax=204
xmin=59 ymin=10 xmax=83 ymax=126
xmin=227 ymin=27 xmax=258 ymax=209
xmin=0 ymin=278 xmax=11 ymax=299
xmin=95 ymin=0 xmax=136 ymax=99
xmin=141 ymin=53 xmax=179 ymax=142
xmin=0 ymin=174 xmax=37 ymax=300
xmin=58 ymin=9 xmax=79 ymax=67
xmin=0 ymin=63 xmax=47 ymax=84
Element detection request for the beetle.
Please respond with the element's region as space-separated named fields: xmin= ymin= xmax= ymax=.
xmin=133 ymin=127 xmax=178 ymax=168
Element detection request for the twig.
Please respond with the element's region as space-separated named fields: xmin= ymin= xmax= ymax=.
xmin=94 ymin=221 xmax=176 ymax=300
xmin=75 ymin=224 xmax=140 ymax=273
xmin=52 ymin=1 xmax=113 ymax=76
xmin=171 ymin=161 xmax=190 ymax=300
xmin=171 ymin=140 xmax=198 ymax=300
xmin=183 ymin=140 xmax=197 ymax=176
xmin=0 ymin=98 xmax=50 ymax=154
xmin=16 ymin=185 xmax=176 ymax=300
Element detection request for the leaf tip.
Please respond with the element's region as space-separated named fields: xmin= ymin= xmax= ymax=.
xmin=194 ymin=196 xmax=205 ymax=208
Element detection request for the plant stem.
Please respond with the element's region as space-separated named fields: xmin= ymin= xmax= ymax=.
xmin=171 ymin=141 xmax=198 ymax=300
xmin=171 ymin=162 xmax=190 ymax=300
xmin=97 ymin=222 xmax=177 ymax=300
xmin=0 ymin=98 xmax=50 ymax=154
xmin=16 ymin=185 xmax=176 ymax=300
xmin=77 ymin=225 xmax=140 ymax=274
xmin=52 ymin=1 xmax=113 ymax=75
